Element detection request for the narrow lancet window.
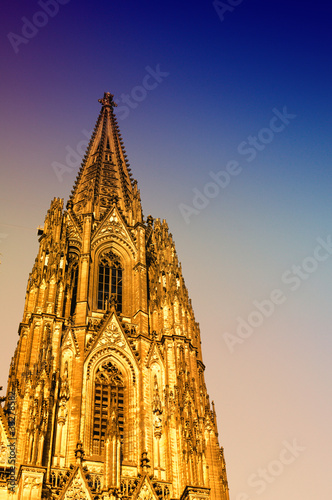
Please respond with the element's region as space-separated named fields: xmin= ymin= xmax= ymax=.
xmin=98 ymin=260 xmax=110 ymax=310
xmin=97 ymin=252 xmax=122 ymax=313
xmin=70 ymin=265 xmax=79 ymax=316
xmin=92 ymin=361 xmax=124 ymax=456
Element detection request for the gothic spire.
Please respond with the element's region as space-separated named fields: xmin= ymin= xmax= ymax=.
xmin=68 ymin=92 xmax=137 ymax=220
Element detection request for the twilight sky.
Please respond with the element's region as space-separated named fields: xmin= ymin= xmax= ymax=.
xmin=1 ymin=1 xmax=332 ymax=498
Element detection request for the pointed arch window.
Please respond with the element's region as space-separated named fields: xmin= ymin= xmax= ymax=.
xmin=92 ymin=361 xmax=125 ymax=455
xmin=70 ymin=264 xmax=79 ymax=316
xmin=62 ymin=251 xmax=79 ymax=318
xmin=98 ymin=251 xmax=123 ymax=313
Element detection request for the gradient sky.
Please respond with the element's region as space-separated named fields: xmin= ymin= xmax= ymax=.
xmin=1 ymin=1 xmax=331 ymax=498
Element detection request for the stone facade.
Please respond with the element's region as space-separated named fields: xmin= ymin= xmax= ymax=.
xmin=1 ymin=93 xmax=230 ymax=499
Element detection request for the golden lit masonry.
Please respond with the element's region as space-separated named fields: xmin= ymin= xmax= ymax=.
xmin=0 ymin=93 xmax=230 ymax=500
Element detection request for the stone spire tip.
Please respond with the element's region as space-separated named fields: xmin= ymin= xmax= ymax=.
xmin=98 ymin=92 xmax=117 ymax=108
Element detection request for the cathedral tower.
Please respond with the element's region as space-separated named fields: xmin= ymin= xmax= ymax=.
xmin=0 ymin=93 xmax=230 ymax=500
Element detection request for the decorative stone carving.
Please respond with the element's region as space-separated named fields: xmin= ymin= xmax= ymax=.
xmin=62 ymin=330 xmax=80 ymax=357
xmin=74 ymin=441 xmax=85 ymax=464
xmin=58 ymin=399 xmax=68 ymax=422
xmin=96 ymin=321 xmax=126 ymax=349
xmin=21 ymin=473 xmax=44 ymax=500
xmin=23 ymin=476 xmax=43 ymax=489
xmin=59 ymin=362 xmax=70 ymax=400
xmin=98 ymin=92 xmax=117 ymax=108
xmin=86 ymin=464 xmax=103 ymax=474
xmin=98 ymin=211 xmax=128 ymax=239
xmin=138 ymin=483 xmax=154 ymax=500
xmin=64 ymin=477 xmax=86 ymax=499
xmin=95 ymin=361 xmax=123 ymax=386
xmin=0 ymin=433 xmax=8 ymax=464
xmin=152 ymin=375 xmax=163 ymax=438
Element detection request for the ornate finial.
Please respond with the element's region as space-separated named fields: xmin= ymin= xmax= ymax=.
xmin=75 ymin=441 xmax=85 ymax=464
xmin=110 ymin=193 xmax=119 ymax=205
xmin=98 ymin=92 xmax=117 ymax=108
xmin=147 ymin=215 xmax=154 ymax=227
xmin=140 ymin=451 xmax=151 ymax=472
xmin=109 ymin=294 xmax=117 ymax=309
xmin=152 ymin=375 xmax=162 ymax=415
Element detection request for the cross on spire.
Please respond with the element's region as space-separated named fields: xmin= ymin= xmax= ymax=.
xmin=98 ymin=92 xmax=117 ymax=108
